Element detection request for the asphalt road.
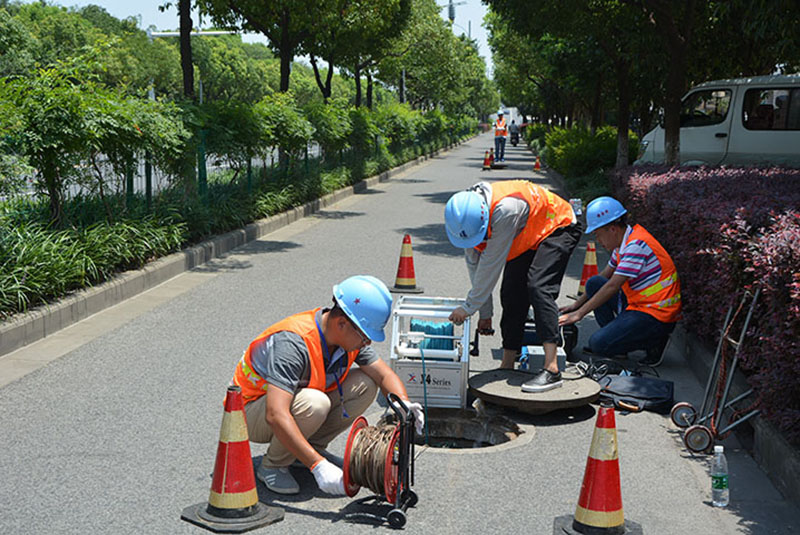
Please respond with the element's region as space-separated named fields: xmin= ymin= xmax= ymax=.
xmin=0 ymin=133 xmax=796 ymax=534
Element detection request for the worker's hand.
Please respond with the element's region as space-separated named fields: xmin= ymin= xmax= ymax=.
xmin=407 ymin=402 xmax=425 ymax=435
xmin=449 ymin=306 xmax=469 ymax=325
xmin=558 ymin=310 xmax=583 ymax=326
xmin=391 ymin=399 xmax=425 ymax=435
xmin=477 ymin=318 xmax=493 ymax=334
xmin=311 ymin=459 xmax=346 ymax=496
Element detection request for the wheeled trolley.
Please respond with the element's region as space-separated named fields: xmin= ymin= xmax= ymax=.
xmin=670 ymin=287 xmax=762 ymax=453
xmin=342 ymin=394 xmax=418 ymax=528
xmin=389 ymin=295 xmax=471 ymax=409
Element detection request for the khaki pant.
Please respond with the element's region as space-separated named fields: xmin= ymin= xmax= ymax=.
xmin=244 ymin=368 xmax=377 ymax=468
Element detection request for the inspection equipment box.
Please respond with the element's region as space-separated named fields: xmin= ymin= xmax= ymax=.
xmin=389 ymin=296 xmax=471 ymax=409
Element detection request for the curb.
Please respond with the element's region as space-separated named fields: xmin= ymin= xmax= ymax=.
xmin=0 ymin=137 xmax=473 ymax=358
xmin=672 ymin=324 xmax=800 ymax=508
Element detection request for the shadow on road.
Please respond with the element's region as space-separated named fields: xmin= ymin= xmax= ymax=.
xmin=194 ymin=240 xmax=303 ymax=272
xmin=399 ymin=223 xmax=461 ymax=258
xmin=313 ymin=210 xmax=365 ymax=220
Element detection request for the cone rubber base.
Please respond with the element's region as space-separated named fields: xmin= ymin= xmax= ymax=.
xmin=390 ymin=285 xmax=424 ymax=294
xmin=553 ymin=515 xmax=642 ymax=535
xmin=181 ymin=502 xmax=284 ymax=533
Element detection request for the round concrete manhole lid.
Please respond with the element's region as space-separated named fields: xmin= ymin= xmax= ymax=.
xmin=469 ymin=368 xmax=600 ymax=415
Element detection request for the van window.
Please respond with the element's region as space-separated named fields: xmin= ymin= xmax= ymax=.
xmin=743 ymin=88 xmax=800 ymax=130
xmin=680 ymin=89 xmax=732 ymax=127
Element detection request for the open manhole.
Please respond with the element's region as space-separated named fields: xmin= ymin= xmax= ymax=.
xmin=382 ymin=408 xmax=526 ymax=450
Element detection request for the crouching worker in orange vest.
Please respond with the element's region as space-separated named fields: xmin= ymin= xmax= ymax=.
xmin=559 ymin=197 xmax=681 ymax=366
xmin=231 ymin=275 xmax=424 ymax=496
xmin=445 ymin=180 xmax=582 ymax=393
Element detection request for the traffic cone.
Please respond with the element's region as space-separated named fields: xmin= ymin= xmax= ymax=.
xmin=488 ymin=148 xmax=495 ymax=166
xmin=181 ymin=386 xmax=284 ymax=533
xmin=578 ymin=242 xmax=599 ymax=295
xmin=482 ymin=150 xmax=491 ymax=171
xmin=534 ymin=156 xmax=541 ymax=171
xmin=390 ymin=234 xmax=423 ymax=293
xmin=552 ymin=400 xmax=642 ymax=534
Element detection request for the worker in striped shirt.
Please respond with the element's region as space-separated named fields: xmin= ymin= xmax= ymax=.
xmin=559 ymin=197 xmax=681 ymax=365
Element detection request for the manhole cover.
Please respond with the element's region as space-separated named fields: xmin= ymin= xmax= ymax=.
xmin=382 ymin=408 xmax=525 ymax=450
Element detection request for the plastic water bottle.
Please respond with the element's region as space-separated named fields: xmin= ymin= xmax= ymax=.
xmin=711 ymin=445 xmax=729 ymax=507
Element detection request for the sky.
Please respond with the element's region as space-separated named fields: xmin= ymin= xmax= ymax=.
xmin=29 ymin=0 xmax=494 ymax=76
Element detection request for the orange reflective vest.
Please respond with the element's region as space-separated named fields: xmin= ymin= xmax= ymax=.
xmin=232 ymin=308 xmax=360 ymax=406
xmin=475 ymin=181 xmax=574 ymax=260
xmin=494 ymin=118 xmax=507 ymax=137
xmin=616 ymin=225 xmax=682 ymax=323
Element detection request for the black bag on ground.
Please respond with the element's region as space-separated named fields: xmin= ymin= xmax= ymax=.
xmin=597 ymin=375 xmax=674 ymax=414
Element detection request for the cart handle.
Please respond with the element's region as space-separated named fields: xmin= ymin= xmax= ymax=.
xmin=387 ymin=393 xmax=413 ymax=424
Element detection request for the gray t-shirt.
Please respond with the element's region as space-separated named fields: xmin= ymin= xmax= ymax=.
xmin=249 ymin=308 xmax=379 ymax=394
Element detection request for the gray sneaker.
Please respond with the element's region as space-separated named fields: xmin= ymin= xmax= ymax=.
xmin=521 ymin=369 xmax=563 ymax=393
xmin=257 ymin=466 xmax=299 ymax=495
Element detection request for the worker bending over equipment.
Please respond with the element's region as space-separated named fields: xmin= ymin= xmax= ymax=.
xmin=230 ymin=275 xmax=424 ymax=496
xmin=559 ymin=197 xmax=681 ymax=365
xmin=445 ymin=180 xmax=582 ymax=393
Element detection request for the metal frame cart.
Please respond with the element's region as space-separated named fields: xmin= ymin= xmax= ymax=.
xmin=670 ymin=287 xmax=761 ymax=453
xmin=389 ymin=295 xmax=471 ymax=409
xmin=342 ymin=394 xmax=418 ymax=529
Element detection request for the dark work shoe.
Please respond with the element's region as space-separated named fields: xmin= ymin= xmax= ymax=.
xmin=521 ymin=369 xmax=563 ymax=393
xmin=641 ymin=337 xmax=669 ymax=366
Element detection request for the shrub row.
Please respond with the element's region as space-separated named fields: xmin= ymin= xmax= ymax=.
xmin=611 ymin=165 xmax=800 ymax=443
xmin=542 ymin=125 xmax=638 ymax=178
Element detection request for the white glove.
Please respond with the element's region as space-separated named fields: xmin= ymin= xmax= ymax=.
xmin=407 ymin=401 xmax=425 ymax=436
xmin=392 ymin=400 xmax=425 ymax=435
xmin=311 ymin=459 xmax=346 ymax=496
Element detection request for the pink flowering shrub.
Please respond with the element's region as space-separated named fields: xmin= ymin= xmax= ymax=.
xmin=611 ymin=165 xmax=800 ymax=443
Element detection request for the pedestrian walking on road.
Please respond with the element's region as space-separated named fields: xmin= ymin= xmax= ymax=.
xmin=444 ymin=180 xmax=582 ymax=392
xmin=559 ymin=197 xmax=681 ymax=365
xmin=493 ymin=110 xmax=508 ymax=161
xmin=230 ymin=275 xmax=424 ymax=496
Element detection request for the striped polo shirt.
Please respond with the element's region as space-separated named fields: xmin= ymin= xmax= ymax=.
xmin=607 ymin=225 xmax=662 ymax=291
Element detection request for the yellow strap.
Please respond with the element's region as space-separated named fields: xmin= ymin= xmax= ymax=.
xmin=640 ymin=272 xmax=677 ymax=297
xmin=240 ymin=358 xmax=268 ymax=391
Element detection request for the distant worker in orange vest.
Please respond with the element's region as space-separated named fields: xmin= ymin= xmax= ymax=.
xmin=559 ymin=197 xmax=681 ymax=366
xmin=230 ymin=275 xmax=424 ymax=496
xmin=444 ymin=180 xmax=582 ymax=393
xmin=493 ymin=110 xmax=508 ymax=162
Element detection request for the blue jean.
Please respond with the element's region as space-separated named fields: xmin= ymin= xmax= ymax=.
xmin=585 ymin=275 xmax=675 ymax=357
xmin=494 ymin=136 xmax=506 ymax=160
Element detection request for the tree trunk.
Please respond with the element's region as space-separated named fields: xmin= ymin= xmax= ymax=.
xmin=354 ymin=64 xmax=362 ymax=108
xmin=310 ymin=55 xmax=333 ymax=101
xmin=366 ymin=71 xmax=373 ymax=110
xmin=615 ymin=60 xmax=631 ymax=169
xmin=179 ymin=0 xmax=194 ymax=99
xmin=591 ymin=73 xmax=603 ymax=133
xmin=399 ymin=69 xmax=405 ymax=103
xmin=279 ymin=10 xmax=292 ymax=92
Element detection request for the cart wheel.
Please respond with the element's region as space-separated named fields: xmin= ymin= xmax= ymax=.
xmin=402 ymin=489 xmax=418 ymax=508
xmin=387 ymin=509 xmax=407 ymax=529
xmin=684 ymin=425 xmax=713 ymax=453
xmin=670 ymin=402 xmax=697 ymax=428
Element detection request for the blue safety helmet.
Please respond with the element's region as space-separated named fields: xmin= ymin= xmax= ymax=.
xmin=444 ymin=190 xmax=489 ymax=248
xmin=585 ymin=196 xmax=627 ymax=234
xmin=333 ymin=275 xmax=393 ymax=342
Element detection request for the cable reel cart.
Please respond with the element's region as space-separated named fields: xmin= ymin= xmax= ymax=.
xmin=389 ymin=296 xmax=471 ymax=409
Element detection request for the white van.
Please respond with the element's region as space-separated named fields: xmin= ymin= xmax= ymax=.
xmin=637 ymin=74 xmax=800 ymax=167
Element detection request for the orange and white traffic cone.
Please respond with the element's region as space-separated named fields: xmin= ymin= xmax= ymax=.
xmin=181 ymin=386 xmax=284 ymax=533
xmin=534 ymin=156 xmax=541 ymax=171
xmin=482 ymin=150 xmax=491 ymax=171
xmin=390 ymin=234 xmax=423 ymax=294
xmin=578 ymin=242 xmax=599 ymax=295
xmin=553 ymin=400 xmax=642 ymax=534
xmin=488 ymin=148 xmax=495 ymax=167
